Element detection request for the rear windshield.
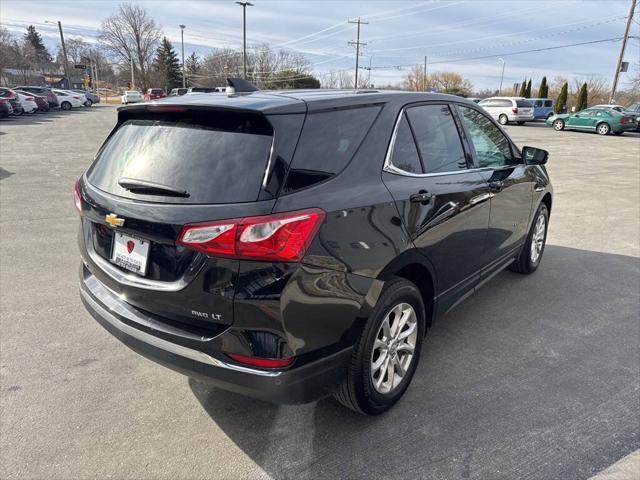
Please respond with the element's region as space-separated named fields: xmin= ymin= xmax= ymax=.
xmin=516 ymin=100 xmax=532 ymax=107
xmin=87 ymin=110 xmax=273 ymax=204
xmin=150 ymin=89 xmax=163 ymax=94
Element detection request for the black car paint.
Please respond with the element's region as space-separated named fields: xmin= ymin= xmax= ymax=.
xmin=78 ymin=90 xmax=552 ymax=404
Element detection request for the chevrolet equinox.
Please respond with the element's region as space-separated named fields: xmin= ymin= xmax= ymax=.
xmin=76 ymin=90 xmax=552 ymax=415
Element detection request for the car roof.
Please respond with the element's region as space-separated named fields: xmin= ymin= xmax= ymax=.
xmin=119 ymin=89 xmax=470 ymax=115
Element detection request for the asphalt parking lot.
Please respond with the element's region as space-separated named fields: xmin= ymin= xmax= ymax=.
xmin=1 ymin=105 xmax=639 ymax=479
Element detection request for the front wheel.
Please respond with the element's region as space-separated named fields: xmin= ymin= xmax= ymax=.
xmin=596 ymin=122 xmax=610 ymax=135
xmin=510 ymin=203 xmax=549 ymax=274
xmin=553 ymin=119 xmax=565 ymax=131
xmin=334 ymin=278 xmax=426 ymax=415
xmin=498 ymin=114 xmax=508 ymax=125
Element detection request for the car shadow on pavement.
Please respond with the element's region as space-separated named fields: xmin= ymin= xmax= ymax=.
xmin=0 ymin=108 xmax=100 ymax=126
xmin=189 ymin=245 xmax=640 ymax=480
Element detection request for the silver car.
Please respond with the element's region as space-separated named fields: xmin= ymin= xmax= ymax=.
xmin=478 ymin=97 xmax=534 ymax=125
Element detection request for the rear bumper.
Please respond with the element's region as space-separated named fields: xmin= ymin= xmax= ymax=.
xmin=79 ymin=265 xmax=352 ymax=404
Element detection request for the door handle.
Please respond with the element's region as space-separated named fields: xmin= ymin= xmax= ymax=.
xmin=410 ymin=190 xmax=434 ymax=204
xmin=489 ymin=180 xmax=503 ymax=193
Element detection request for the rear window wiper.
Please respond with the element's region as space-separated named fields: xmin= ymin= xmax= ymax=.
xmin=118 ymin=177 xmax=190 ymax=198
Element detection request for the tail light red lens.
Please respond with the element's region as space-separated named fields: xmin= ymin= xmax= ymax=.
xmin=177 ymin=208 xmax=325 ymax=262
xmin=512 ymin=107 xmax=518 ymax=114
xmin=620 ymin=117 xmax=626 ymax=124
xmin=226 ymin=353 xmax=294 ymax=369
xmin=74 ymin=180 xmax=83 ymax=214
xmin=26 ymin=97 xmax=33 ymax=101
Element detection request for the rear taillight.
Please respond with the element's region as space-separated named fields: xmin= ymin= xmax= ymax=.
xmin=226 ymin=353 xmax=294 ymax=369
xmin=620 ymin=117 xmax=626 ymax=124
xmin=177 ymin=208 xmax=325 ymax=262
xmin=512 ymin=107 xmax=518 ymax=114
xmin=74 ymin=180 xmax=83 ymax=214
xmin=26 ymin=97 xmax=33 ymax=101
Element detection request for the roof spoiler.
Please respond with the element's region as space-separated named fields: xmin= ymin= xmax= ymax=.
xmin=226 ymin=77 xmax=259 ymax=93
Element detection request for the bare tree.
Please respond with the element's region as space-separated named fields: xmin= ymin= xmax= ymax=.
xmin=401 ymin=66 xmax=472 ymax=96
xmin=99 ymin=3 xmax=161 ymax=89
xmin=0 ymin=27 xmax=14 ymax=84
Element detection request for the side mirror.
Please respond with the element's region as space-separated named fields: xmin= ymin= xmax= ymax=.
xmin=522 ymin=146 xmax=549 ymax=165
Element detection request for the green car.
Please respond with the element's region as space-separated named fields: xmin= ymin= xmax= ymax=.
xmin=546 ymin=107 xmax=638 ymax=135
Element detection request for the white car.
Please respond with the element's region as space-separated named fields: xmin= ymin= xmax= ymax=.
xmin=478 ymin=96 xmax=535 ymax=125
xmin=592 ymin=104 xmax=627 ymax=113
xmin=15 ymin=92 xmax=38 ymax=114
xmin=121 ymin=90 xmax=143 ymax=104
xmin=52 ymin=89 xmax=84 ymax=110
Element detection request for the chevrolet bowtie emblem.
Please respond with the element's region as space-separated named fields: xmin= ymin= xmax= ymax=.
xmin=105 ymin=213 xmax=125 ymax=227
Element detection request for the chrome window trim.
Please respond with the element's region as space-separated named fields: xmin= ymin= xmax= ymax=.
xmin=383 ymin=105 xmax=498 ymax=178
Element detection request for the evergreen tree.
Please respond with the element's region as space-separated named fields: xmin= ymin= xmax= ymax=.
xmin=185 ymin=52 xmax=200 ymax=86
xmin=153 ymin=37 xmax=182 ymax=90
xmin=538 ymin=76 xmax=549 ymax=98
xmin=524 ymin=78 xmax=532 ymax=98
xmin=23 ymin=25 xmax=51 ymax=67
xmin=576 ymin=82 xmax=588 ymax=111
xmin=555 ymin=81 xmax=568 ymax=113
xmin=518 ymin=79 xmax=527 ymax=97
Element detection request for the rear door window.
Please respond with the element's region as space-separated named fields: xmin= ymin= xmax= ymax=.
xmin=390 ymin=115 xmax=423 ymax=174
xmin=405 ymin=104 xmax=467 ymax=174
xmin=516 ymin=100 xmax=532 ymax=108
xmin=87 ymin=110 xmax=274 ymax=204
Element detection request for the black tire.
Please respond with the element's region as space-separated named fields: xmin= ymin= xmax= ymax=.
xmin=613 ymin=131 xmax=623 ymax=136
xmin=552 ymin=119 xmax=565 ymax=131
xmin=498 ymin=114 xmax=508 ymax=125
xmin=334 ymin=278 xmax=426 ymax=415
xmin=61 ymin=101 xmax=72 ymax=111
xmin=510 ymin=203 xmax=549 ymax=274
xmin=517 ymin=121 xmax=525 ymax=125
xmin=85 ymin=99 xmax=93 ymax=107
xmin=596 ymin=122 xmax=610 ymax=135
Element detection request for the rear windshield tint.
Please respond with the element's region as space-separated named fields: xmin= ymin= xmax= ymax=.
xmin=87 ymin=110 xmax=273 ymax=204
xmin=150 ymin=89 xmax=163 ymax=94
xmin=516 ymin=100 xmax=532 ymax=107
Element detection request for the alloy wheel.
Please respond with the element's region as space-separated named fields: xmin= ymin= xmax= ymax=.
xmin=370 ymin=302 xmax=418 ymax=394
xmin=553 ymin=120 xmax=564 ymax=131
xmin=530 ymin=213 xmax=546 ymax=264
xmin=597 ymin=123 xmax=610 ymax=135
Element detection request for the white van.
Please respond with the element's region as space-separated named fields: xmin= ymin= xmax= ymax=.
xmin=478 ymin=97 xmax=534 ymax=125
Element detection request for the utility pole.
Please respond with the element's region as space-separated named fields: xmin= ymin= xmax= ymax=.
xmin=130 ymin=55 xmax=135 ymax=89
xmin=348 ymin=17 xmax=368 ymax=91
xmin=179 ymin=25 xmax=186 ymax=88
xmin=236 ymin=2 xmax=254 ymax=80
xmin=498 ymin=58 xmax=506 ymax=95
xmin=45 ymin=20 xmax=70 ymax=89
xmin=423 ymin=56 xmax=427 ymax=91
xmin=609 ymin=0 xmax=636 ymax=103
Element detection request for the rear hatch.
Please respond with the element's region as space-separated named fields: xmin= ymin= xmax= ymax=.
xmin=79 ymin=105 xmax=289 ymax=332
xmin=516 ymin=99 xmax=533 ymax=116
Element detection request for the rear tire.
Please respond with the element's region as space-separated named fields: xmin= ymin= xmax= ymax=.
xmin=498 ymin=114 xmax=508 ymax=125
xmin=334 ymin=278 xmax=426 ymax=415
xmin=553 ymin=119 xmax=565 ymax=131
xmin=596 ymin=122 xmax=610 ymax=135
xmin=85 ymin=99 xmax=93 ymax=107
xmin=613 ymin=131 xmax=623 ymax=136
xmin=510 ymin=203 xmax=549 ymax=274
xmin=517 ymin=121 xmax=525 ymax=125
xmin=61 ymin=101 xmax=71 ymax=111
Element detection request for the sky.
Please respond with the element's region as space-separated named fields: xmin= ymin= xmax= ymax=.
xmin=1 ymin=0 xmax=638 ymax=91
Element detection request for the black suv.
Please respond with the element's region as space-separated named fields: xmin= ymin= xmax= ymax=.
xmin=76 ymin=90 xmax=552 ymax=415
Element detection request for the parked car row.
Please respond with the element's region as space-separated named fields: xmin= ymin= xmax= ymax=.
xmin=546 ymin=106 xmax=639 ymax=135
xmin=0 ymin=85 xmax=98 ymax=119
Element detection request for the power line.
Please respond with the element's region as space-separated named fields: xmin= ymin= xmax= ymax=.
xmin=364 ymin=37 xmax=629 ymax=71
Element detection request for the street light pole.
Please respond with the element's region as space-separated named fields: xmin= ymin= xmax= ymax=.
xmin=235 ymin=2 xmax=253 ymax=80
xmin=45 ymin=20 xmax=70 ymax=89
xmin=130 ymin=55 xmax=135 ymax=89
xmin=498 ymin=58 xmax=506 ymax=95
xmin=179 ymin=24 xmax=186 ymax=88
